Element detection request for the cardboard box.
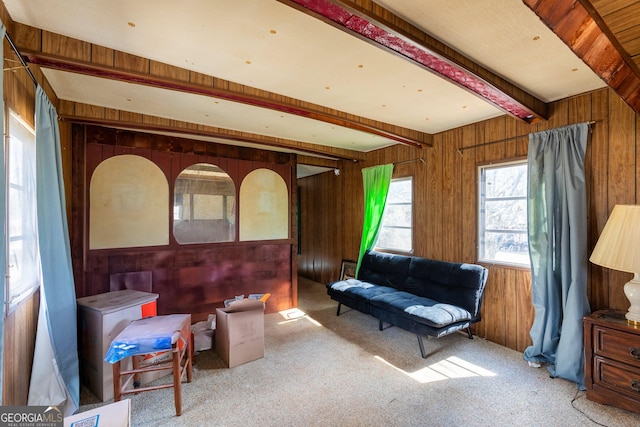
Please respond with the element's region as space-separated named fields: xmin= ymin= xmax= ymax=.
xmin=64 ymin=399 xmax=131 ymax=427
xmin=77 ymin=290 xmax=159 ymax=401
xmin=215 ymin=299 xmax=265 ymax=367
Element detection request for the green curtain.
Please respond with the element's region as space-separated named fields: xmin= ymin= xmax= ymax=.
xmin=356 ymin=164 xmax=394 ymax=274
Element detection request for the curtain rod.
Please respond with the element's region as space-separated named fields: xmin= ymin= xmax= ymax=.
xmin=4 ymin=31 xmax=38 ymax=87
xmin=456 ymin=120 xmax=596 ymax=155
xmin=395 ymin=157 xmax=425 ymax=166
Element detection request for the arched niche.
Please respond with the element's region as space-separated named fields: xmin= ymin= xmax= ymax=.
xmin=239 ymin=168 xmax=288 ymax=241
xmin=173 ymin=163 xmax=236 ymax=244
xmin=90 ymin=154 xmax=168 ymax=249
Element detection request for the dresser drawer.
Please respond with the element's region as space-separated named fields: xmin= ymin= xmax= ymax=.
xmin=593 ymin=325 xmax=640 ymax=368
xmin=594 ymin=356 xmax=640 ymax=401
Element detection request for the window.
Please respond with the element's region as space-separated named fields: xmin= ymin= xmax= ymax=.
xmin=173 ymin=163 xmax=236 ymax=244
xmin=375 ymin=177 xmax=413 ymax=252
xmin=6 ymin=110 xmax=40 ymax=310
xmin=478 ymin=160 xmax=529 ymax=267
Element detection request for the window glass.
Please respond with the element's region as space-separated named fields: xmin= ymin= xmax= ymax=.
xmin=6 ymin=110 xmax=40 ymax=309
xmin=174 ymin=163 xmax=236 ymax=244
xmin=478 ymin=161 xmax=529 ymax=267
xmin=375 ymin=177 xmax=413 ymax=252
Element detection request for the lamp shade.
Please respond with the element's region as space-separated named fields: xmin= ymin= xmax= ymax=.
xmin=590 ymin=205 xmax=640 ymax=272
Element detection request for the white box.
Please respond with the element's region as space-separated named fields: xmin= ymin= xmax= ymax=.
xmin=64 ymin=399 xmax=131 ymax=427
xmin=77 ymin=290 xmax=158 ymax=401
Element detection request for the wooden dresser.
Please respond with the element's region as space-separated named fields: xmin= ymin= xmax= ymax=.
xmin=584 ymin=309 xmax=640 ymax=413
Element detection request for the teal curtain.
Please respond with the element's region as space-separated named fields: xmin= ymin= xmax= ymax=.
xmin=0 ymin=21 xmax=6 ymax=403
xmin=28 ymin=86 xmax=79 ymax=414
xmin=356 ymin=164 xmax=394 ymax=273
xmin=523 ymin=123 xmax=590 ymax=387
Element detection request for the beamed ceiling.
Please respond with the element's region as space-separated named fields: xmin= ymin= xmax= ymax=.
xmin=3 ymin=0 xmax=639 ymax=176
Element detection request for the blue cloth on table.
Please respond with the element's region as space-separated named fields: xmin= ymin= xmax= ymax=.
xmin=104 ymin=314 xmax=188 ymax=364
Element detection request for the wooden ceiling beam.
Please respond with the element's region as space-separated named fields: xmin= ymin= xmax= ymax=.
xmin=297 ymin=155 xmax=340 ymax=168
xmin=21 ymin=49 xmax=430 ymax=149
xmin=524 ymin=0 xmax=640 ymax=112
xmin=278 ymin=0 xmax=549 ymax=123
xmin=60 ymin=114 xmax=366 ymax=162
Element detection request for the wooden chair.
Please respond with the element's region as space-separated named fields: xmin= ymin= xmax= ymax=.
xmin=111 ymin=314 xmax=192 ymax=416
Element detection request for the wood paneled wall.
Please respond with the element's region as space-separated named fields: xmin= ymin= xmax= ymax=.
xmin=1 ymin=291 xmax=39 ymax=405
xmin=298 ymin=87 xmax=638 ymax=353
xmin=73 ymin=126 xmax=298 ymax=321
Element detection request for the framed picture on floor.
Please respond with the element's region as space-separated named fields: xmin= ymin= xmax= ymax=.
xmin=340 ymin=260 xmax=357 ymax=280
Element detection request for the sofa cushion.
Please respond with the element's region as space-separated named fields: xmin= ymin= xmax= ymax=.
xmin=370 ymin=291 xmax=472 ymax=328
xmin=358 ymin=250 xmax=411 ymax=289
xmin=404 ymin=304 xmax=472 ymax=328
xmin=330 ymin=278 xmax=372 ymax=292
xmin=329 ymin=279 xmax=397 ymax=301
xmin=403 ymin=257 xmax=487 ymax=317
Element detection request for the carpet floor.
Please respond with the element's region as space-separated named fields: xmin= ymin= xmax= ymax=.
xmin=79 ymin=277 xmax=640 ymax=426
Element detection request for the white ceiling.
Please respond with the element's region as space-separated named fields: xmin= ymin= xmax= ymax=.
xmin=376 ymin=0 xmax=605 ymax=103
xmin=4 ymin=0 xmax=606 ymax=176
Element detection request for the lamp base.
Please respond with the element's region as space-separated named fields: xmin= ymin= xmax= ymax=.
xmin=624 ymin=273 xmax=640 ymax=324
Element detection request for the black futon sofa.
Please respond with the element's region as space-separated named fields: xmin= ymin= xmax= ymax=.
xmin=327 ymin=250 xmax=489 ymax=357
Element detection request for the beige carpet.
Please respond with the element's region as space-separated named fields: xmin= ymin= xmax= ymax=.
xmin=79 ymin=277 xmax=640 ymax=426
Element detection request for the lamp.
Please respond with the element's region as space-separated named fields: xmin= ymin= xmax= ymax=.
xmin=590 ymin=204 xmax=640 ymax=324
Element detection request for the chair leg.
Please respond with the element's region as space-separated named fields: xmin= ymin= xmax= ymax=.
xmin=112 ymin=361 xmax=122 ymax=402
xmin=132 ymin=355 xmax=141 ymax=388
xmin=172 ymin=348 xmax=182 ymax=416
xmin=466 ymin=326 xmax=473 ymax=339
xmin=379 ymin=318 xmax=384 ymax=331
xmin=336 ymin=303 xmax=342 ymax=316
xmin=186 ymin=338 xmax=193 ymax=383
xmin=417 ymin=335 xmax=427 ymax=358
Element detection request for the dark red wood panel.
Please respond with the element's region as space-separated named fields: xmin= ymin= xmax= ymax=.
xmin=73 ymin=125 xmax=296 ymax=322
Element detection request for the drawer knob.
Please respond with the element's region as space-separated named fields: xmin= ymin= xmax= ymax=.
xmin=633 ymin=380 xmax=640 ymax=393
xmin=631 ymin=347 xmax=640 ymax=360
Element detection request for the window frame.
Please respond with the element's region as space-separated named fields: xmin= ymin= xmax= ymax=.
xmin=477 ymin=159 xmax=530 ymax=269
xmin=5 ymin=108 xmax=40 ymax=313
xmin=374 ymin=175 xmax=414 ymax=254
xmin=173 ymin=162 xmax=237 ymax=245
